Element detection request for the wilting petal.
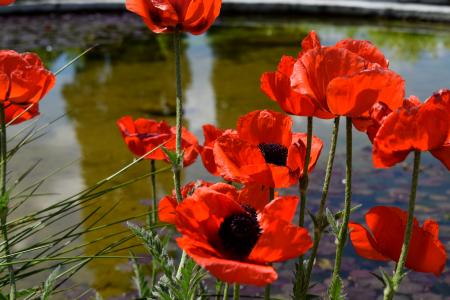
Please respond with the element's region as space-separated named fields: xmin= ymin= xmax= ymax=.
xmin=249 ymin=215 xmax=312 ymax=263
xmin=349 ymin=222 xmax=390 ymax=261
xmin=293 ymin=133 xmax=323 ymax=173
xmin=237 ymin=110 xmax=293 ymax=147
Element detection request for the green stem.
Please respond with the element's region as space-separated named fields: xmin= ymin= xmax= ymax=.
xmin=383 ymin=151 xmax=421 ymax=300
xmin=150 ymin=160 xmax=157 ymax=224
xmin=329 ymin=117 xmax=352 ymax=292
xmin=233 ymin=284 xmax=240 ymax=300
xmin=264 ymin=284 xmax=271 ymax=300
xmin=173 ymin=28 xmax=183 ymax=204
xmin=299 ymin=116 xmax=313 ymax=227
xmin=299 ymin=117 xmax=340 ymax=298
xmin=293 ymin=117 xmax=313 ymax=298
xmin=222 ymin=283 xmax=229 ymax=300
xmin=0 ymin=104 xmax=15 ymax=300
xmin=172 ymin=29 xmax=188 ymax=280
xmin=216 ymin=281 xmax=224 ymax=300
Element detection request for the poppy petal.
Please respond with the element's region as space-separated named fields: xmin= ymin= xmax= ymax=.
xmin=431 ymin=144 xmax=450 ymax=171
xmin=158 ymin=195 xmax=178 ymax=224
xmin=348 ymin=222 xmax=390 ymax=261
xmin=249 ymin=216 xmax=312 ymax=263
xmin=237 ymin=110 xmax=293 ymax=146
xmin=326 ymin=69 xmax=404 ymax=117
xmin=213 ymin=134 xmax=267 ymax=184
xmin=178 ymin=237 xmax=277 ymax=286
xmin=335 ymin=39 xmax=388 ymax=68
xmin=237 ymin=184 xmax=270 ymax=212
xmin=262 ymin=196 xmax=299 ymax=223
xmin=291 ymin=47 xmax=367 ymax=111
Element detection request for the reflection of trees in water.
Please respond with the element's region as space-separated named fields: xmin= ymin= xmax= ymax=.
xmin=208 ymin=25 xmax=310 ymax=129
xmin=61 ymin=36 xmax=190 ymax=297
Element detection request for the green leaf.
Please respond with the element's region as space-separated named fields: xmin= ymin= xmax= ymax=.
xmin=326 ymin=208 xmax=339 ymax=236
xmin=130 ymin=251 xmax=150 ymax=298
xmin=41 ymin=265 xmax=61 ymax=300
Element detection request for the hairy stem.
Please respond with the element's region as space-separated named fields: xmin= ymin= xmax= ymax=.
xmin=384 ymin=151 xmax=421 ymax=300
xmin=294 ymin=116 xmax=313 ymax=298
xmin=0 ymin=104 xmax=15 ymax=299
xmin=329 ymin=117 xmax=352 ymax=291
xmin=299 ymin=117 xmax=340 ymax=298
xmin=173 ymin=28 xmax=183 ymax=204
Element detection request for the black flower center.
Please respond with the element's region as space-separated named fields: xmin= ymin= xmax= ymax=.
xmin=218 ymin=205 xmax=261 ymax=260
xmin=258 ymin=143 xmax=288 ymax=166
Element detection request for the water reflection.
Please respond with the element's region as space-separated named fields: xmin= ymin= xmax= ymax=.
xmin=1 ymin=13 xmax=450 ymax=298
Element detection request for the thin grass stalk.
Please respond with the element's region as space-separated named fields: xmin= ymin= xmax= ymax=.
xmin=0 ymin=103 xmax=15 ymax=299
xmin=233 ymin=283 xmax=240 ymax=300
xmin=383 ymin=151 xmax=421 ymax=300
xmin=329 ymin=117 xmax=352 ymax=290
xmin=150 ymin=159 xmax=158 ymax=224
xmin=301 ymin=117 xmax=340 ymax=297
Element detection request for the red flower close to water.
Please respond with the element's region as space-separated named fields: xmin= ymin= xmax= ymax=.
xmin=117 ymin=116 xmax=199 ymax=166
xmin=158 ymin=180 xmax=214 ymax=224
xmin=283 ymin=31 xmax=405 ymax=118
xmin=0 ymin=0 xmax=14 ymax=6
xmin=349 ymin=206 xmax=447 ymax=276
xmin=175 ymin=183 xmax=312 ymax=285
xmin=372 ymin=89 xmax=450 ymax=170
xmin=0 ymin=50 xmax=55 ymax=124
xmin=126 ymin=0 xmax=221 ymax=35
xmin=199 ymin=124 xmax=236 ymax=176
xmin=207 ymin=110 xmax=323 ymax=188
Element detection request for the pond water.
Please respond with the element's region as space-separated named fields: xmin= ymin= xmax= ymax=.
xmin=0 ymin=12 xmax=450 ymax=299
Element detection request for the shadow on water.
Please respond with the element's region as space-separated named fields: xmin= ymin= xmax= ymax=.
xmin=0 ymin=12 xmax=449 ymax=299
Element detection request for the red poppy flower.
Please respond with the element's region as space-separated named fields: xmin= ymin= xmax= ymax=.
xmin=372 ymin=89 xmax=450 ymax=170
xmin=349 ymin=206 xmax=447 ymax=276
xmin=125 ymin=0 xmax=221 ymax=35
xmin=0 ymin=0 xmax=14 ymax=5
xmin=198 ymin=124 xmax=236 ymax=176
xmin=289 ymin=31 xmax=405 ymax=118
xmin=0 ymin=50 xmax=55 ymax=125
xmin=260 ymin=31 xmax=333 ymax=118
xmin=175 ymin=183 xmax=312 ymax=286
xmin=117 ymin=116 xmax=199 ymax=166
xmin=212 ymin=110 xmax=323 ymax=188
xmin=158 ymin=180 xmax=214 ymax=224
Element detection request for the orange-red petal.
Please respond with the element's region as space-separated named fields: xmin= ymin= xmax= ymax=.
xmin=348 ymin=222 xmax=390 ymax=261
xmin=326 ymin=68 xmax=404 ymax=117
xmin=249 ymin=214 xmax=312 ymax=263
xmin=178 ymin=236 xmax=277 ymax=286
xmin=335 ymin=39 xmax=388 ymax=68
xmin=237 ymin=110 xmax=293 ymax=147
